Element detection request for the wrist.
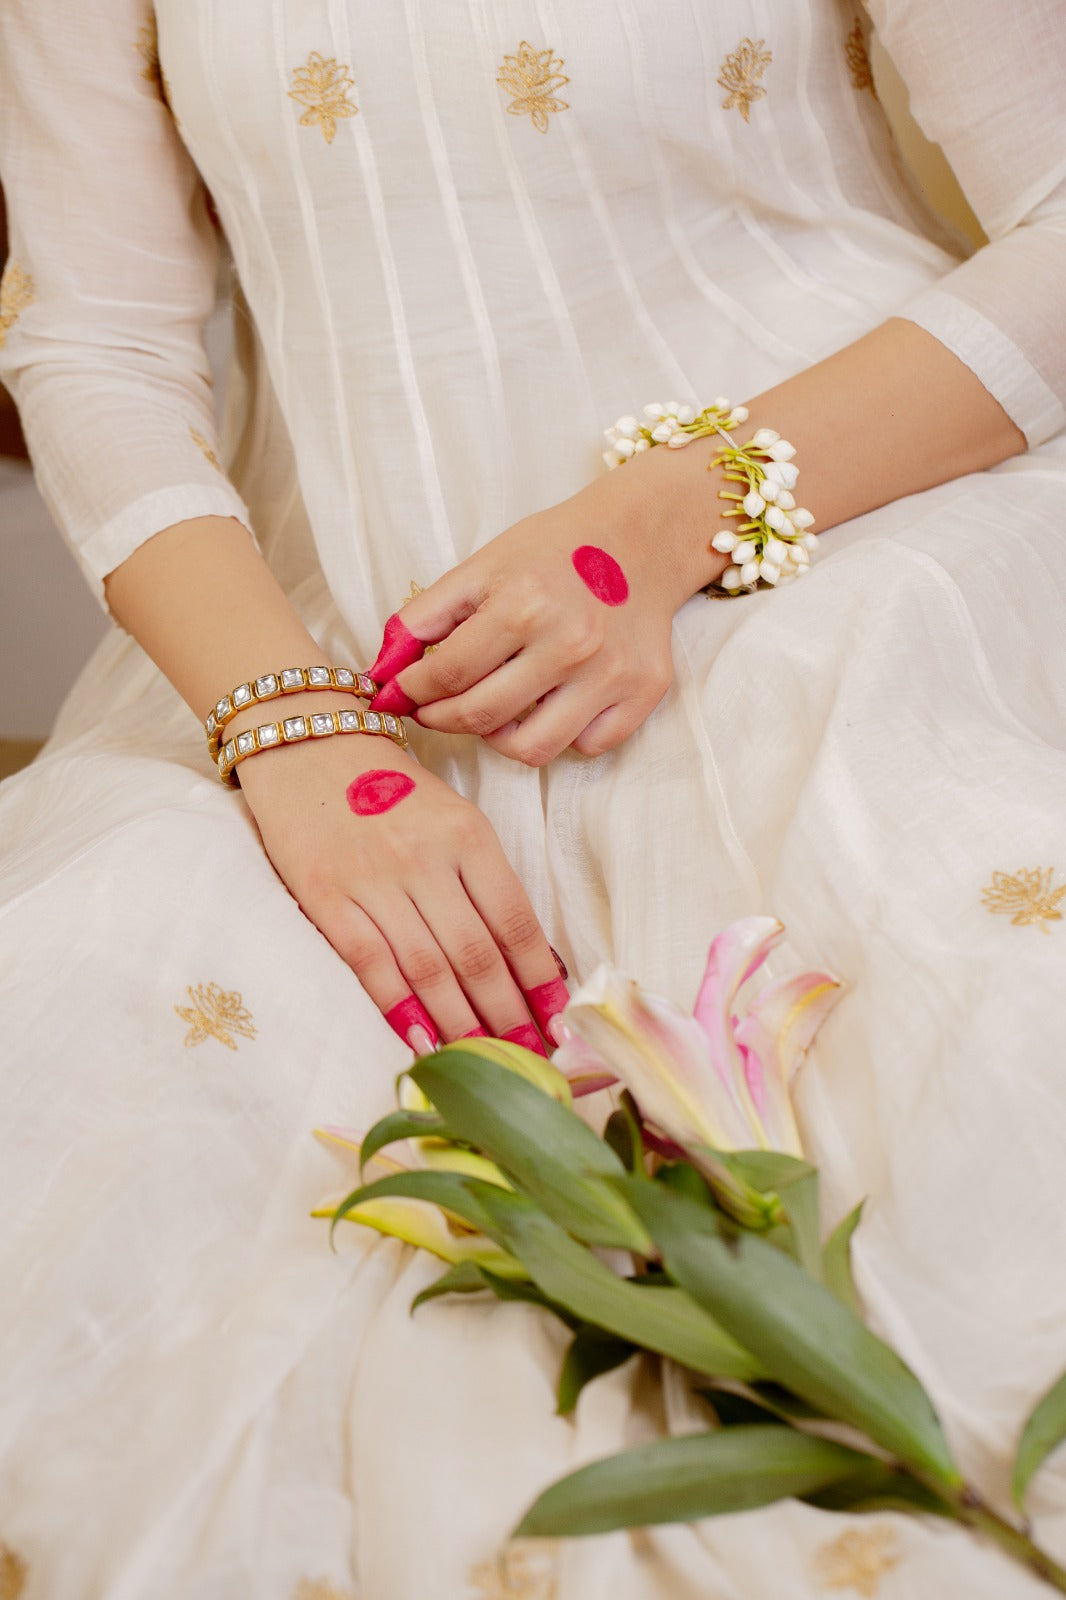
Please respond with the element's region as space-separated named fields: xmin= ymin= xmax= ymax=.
xmin=619 ymin=436 xmax=732 ymax=598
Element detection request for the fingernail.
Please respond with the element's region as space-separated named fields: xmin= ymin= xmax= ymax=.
xmin=547 ymin=1015 xmax=572 ymax=1048
xmin=384 ymin=995 xmax=438 ymax=1049
xmin=407 ymin=1024 xmax=438 ymax=1057
xmin=549 ymin=947 xmax=569 ymax=980
xmin=370 ymin=614 xmax=424 ymax=682
xmin=522 ymin=977 xmax=570 ymax=1037
xmin=460 ymin=1027 xmax=489 ymax=1039
xmin=503 ymin=1023 xmax=548 ymax=1057
xmin=371 ymin=678 xmax=418 ymax=717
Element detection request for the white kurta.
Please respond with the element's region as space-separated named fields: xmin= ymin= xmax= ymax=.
xmin=2 ymin=3 xmax=1066 ymax=1596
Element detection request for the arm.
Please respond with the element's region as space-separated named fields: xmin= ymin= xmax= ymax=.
xmin=0 ymin=2 xmax=567 ymax=1051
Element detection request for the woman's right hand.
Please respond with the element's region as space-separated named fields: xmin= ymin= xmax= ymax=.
xmin=234 ymin=711 xmax=568 ymax=1055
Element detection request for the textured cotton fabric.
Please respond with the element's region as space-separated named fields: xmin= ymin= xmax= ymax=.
xmin=2 ymin=4 xmax=1066 ymax=1597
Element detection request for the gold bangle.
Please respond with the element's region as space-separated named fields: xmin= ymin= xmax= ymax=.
xmin=217 ymin=707 xmax=408 ymax=788
xmin=205 ymin=666 xmax=377 ymax=757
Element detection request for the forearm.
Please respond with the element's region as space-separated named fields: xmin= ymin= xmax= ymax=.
xmin=637 ymin=317 xmax=1028 ymax=594
xmin=103 ymin=515 xmax=326 ymax=726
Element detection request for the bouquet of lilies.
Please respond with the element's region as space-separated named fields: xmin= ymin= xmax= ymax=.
xmin=316 ymin=917 xmax=1066 ymax=1591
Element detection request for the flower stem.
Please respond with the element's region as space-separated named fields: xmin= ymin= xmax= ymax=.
xmin=931 ymin=1482 xmax=1066 ymax=1593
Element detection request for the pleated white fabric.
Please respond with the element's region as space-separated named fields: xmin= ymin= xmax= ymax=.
xmin=2 ymin=3 xmax=1066 ymax=1596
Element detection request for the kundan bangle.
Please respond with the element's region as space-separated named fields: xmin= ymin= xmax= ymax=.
xmin=216 ymin=706 xmax=408 ymax=787
xmin=205 ymin=665 xmax=377 ymax=756
xmin=602 ymin=399 xmax=818 ymax=593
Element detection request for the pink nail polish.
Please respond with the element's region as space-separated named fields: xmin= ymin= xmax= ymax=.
xmin=460 ymin=1027 xmax=489 ymax=1039
xmin=407 ymin=1024 xmax=438 ymax=1057
xmin=384 ymin=995 xmax=438 ymax=1048
xmin=370 ymin=614 xmax=425 ymax=682
xmin=503 ymin=1023 xmax=548 ymax=1058
xmin=523 ymin=977 xmax=571 ymax=1036
xmin=371 ymin=679 xmax=418 ymax=717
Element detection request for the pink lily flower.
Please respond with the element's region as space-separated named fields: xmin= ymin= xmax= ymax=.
xmin=553 ymin=917 xmax=841 ymax=1159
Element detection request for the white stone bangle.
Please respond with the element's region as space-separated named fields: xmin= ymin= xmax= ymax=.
xmin=217 ymin=706 xmax=408 ymax=788
xmin=602 ymin=399 xmax=818 ymax=594
xmin=205 ymin=665 xmax=377 ymax=757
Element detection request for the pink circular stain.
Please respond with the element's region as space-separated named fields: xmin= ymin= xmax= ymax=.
xmin=346 ymin=769 xmax=416 ymax=816
xmin=572 ymin=545 xmax=629 ymax=606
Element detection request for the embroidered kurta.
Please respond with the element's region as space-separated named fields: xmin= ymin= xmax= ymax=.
xmin=1 ymin=4 xmax=1066 ymax=1597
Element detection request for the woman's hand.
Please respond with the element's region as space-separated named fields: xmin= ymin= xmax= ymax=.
xmin=369 ymin=443 xmax=726 ymax=767
xmin=235 ymin=709 xmax=568 ymax=1054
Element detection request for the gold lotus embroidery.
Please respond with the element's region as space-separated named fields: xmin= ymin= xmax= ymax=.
xmin=718 ymin=37 xmax=773 ymax=123
xmin=845 ymin=19 xmax=876 ymax=95
xmin=0 ymin=1545 xmax=28 ymax=1600
xmin=0 ymin=260 xmax=33 ymax=351
xmin=814 ymin=1526 xmax=900 ymax=1597
xmin=293 ymin=1580 xmax=358 ymax=1600
xmin=190 ymin=427 xmax=222 ymax=472
xmin=289 ymin=52 xmax=359 ymax=145
xmin=496 ymin=42 xmax=569 ymax=134
xmin=469 ymin=1542 xmax=558 ymax=1600
xmin=982 ymin=867 xmax=1066 ymax=933
xmin=176 ymin=983 xmax=257 ymax=1050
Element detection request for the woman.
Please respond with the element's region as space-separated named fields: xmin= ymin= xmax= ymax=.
xmin=1 ymin=2 xmax=1065 ymax=1595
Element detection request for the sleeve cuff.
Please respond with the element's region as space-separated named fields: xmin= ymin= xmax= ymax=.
xmin=898 ymin=287 xmax=1065 ymax=448
xmin=79 ymin=481 xmax=256 ymax=607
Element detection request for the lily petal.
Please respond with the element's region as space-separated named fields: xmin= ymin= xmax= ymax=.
xmin=733 ymin=971 xmax=843 ymax=1156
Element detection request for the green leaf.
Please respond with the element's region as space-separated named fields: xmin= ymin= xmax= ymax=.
xmin=473 ymin=1185 xmax=763 ymax=1383
xmin=801 ymin=1459 xmax=953 ymax=1518
xmin=714 ymin=1152 xmax=822 ymax=1277
xmin=359 ymin=1108 xmax=450 ymax=1172
xmin=558 ymin=1326 xmax=637 ymax=1415
xmin=411 ymin=1260 xmax=490 ymax=1311
xmin=823 ymin=1201 xmax=864 ymax=1312
xmin=603 ymin=1109 xmax=640 ymax=1172
xmin=515 ymin=1424 xmax=873 ymax=1537
xmin=411 ymin=1051 xmax=651 ymax=1253
xmin=620 ymin=1179 xmax=962 ymax=1492
xmin=654 ymin=1161 xmax=715 ymax=1206
xmin=330 ymin=1168 xmax=502 ymax=1242
xmin=1013 ymin=1368 xmax=1066 ymax=1510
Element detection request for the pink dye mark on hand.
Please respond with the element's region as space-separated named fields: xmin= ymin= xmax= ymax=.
xmin=503 ymin=1022 xmax=548 ymax=1058
xmin=370 ymin=613 xmax=425 ymax=682
xmin=572 ymin=545 xmax=629 ymax=607
xmin=346 ymin=769 xmax=416 ymax=816
xmin=523 ymin=977 xmax=571 ymax=1036
xmin=384 ymin=995 xmax=438 ymax=1047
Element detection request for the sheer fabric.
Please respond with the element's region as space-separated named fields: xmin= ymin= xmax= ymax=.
xmin=2 ymin=5 xmax=1066 ymax=1598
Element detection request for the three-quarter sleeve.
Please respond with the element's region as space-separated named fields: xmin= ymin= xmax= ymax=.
xmin=867 ymin=0 xmax=1066 ymax=447
xmin=0 ymin=1 xmax=251 ymax=604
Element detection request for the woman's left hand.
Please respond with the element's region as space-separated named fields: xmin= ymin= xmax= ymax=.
xmin=370 ymin=445 xmax=726 ymax=766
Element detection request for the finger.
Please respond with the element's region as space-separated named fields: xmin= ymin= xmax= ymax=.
xmin=412 ymin=655 xmax=556 ymax=740
xmin=373 ymin=604 xmax=526 ymax=717
xmin=459 ymin=856 xmax=568 ymax=1046
xmin=570 ymin=686 xmax=670 ymax=757
xmin=414 ymin=872 xmax=545 ymax=1043
xmin=483 ymin=679 xmax=613 ymax=767
xmin=325 ymin=899 xmax=441 ymax=1053
xmin=369 ymin=566 xmax=486 ymax=680
xmin=371 ymin=892 xmax=484 ymax=1043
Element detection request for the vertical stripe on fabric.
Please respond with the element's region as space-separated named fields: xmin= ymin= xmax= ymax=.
xmin=619 ymin=0 xmax=804 ymax=365
xmin=465 ymin=0 xmax=597 ymax=420
xmin=406 ymin=0 xmax=512 ymax=507
xmin=327 ymin=0 xmax=453 ymax=554
xmin=535 ymin=0 xmax=694 ymax=396
xmin=272 ymin=0 xmax=376 ymax=602
xmin=199 ymin=0 xmax=292 ymax=416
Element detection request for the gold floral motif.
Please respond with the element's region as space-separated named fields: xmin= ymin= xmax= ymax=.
xmin=288 ymin=52 xmax=359 ymax=145
xmin=814 ymin=1526 xmax=900 ymax=1597
xmin=0 ymin=1545 xmax=28 ymax=1600
xmin=496 ymin=42 xmax=570 ymax=134
xmin=469 ymin=1542 xmax=558 ymax=1600
xmin=718 ymin=37 xmax=773 ymax=123
xmin=190 ymin=427 xmax=223 ymax=472
xmin=982 ymin=867 xmax=1066 ymax=933
xmin=293 ymin=1580 xmax=358 ymax=1600
xmin=175 ymin=983 xmax=257 ymax=1050
xmin=0 ymin=260 xmax=33 ymax=351
xmin=845 ymin=19 xmax=876 ymax=95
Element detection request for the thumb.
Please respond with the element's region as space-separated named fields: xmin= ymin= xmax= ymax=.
xmin=369 ymin=569 xmax=483 ymax=681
